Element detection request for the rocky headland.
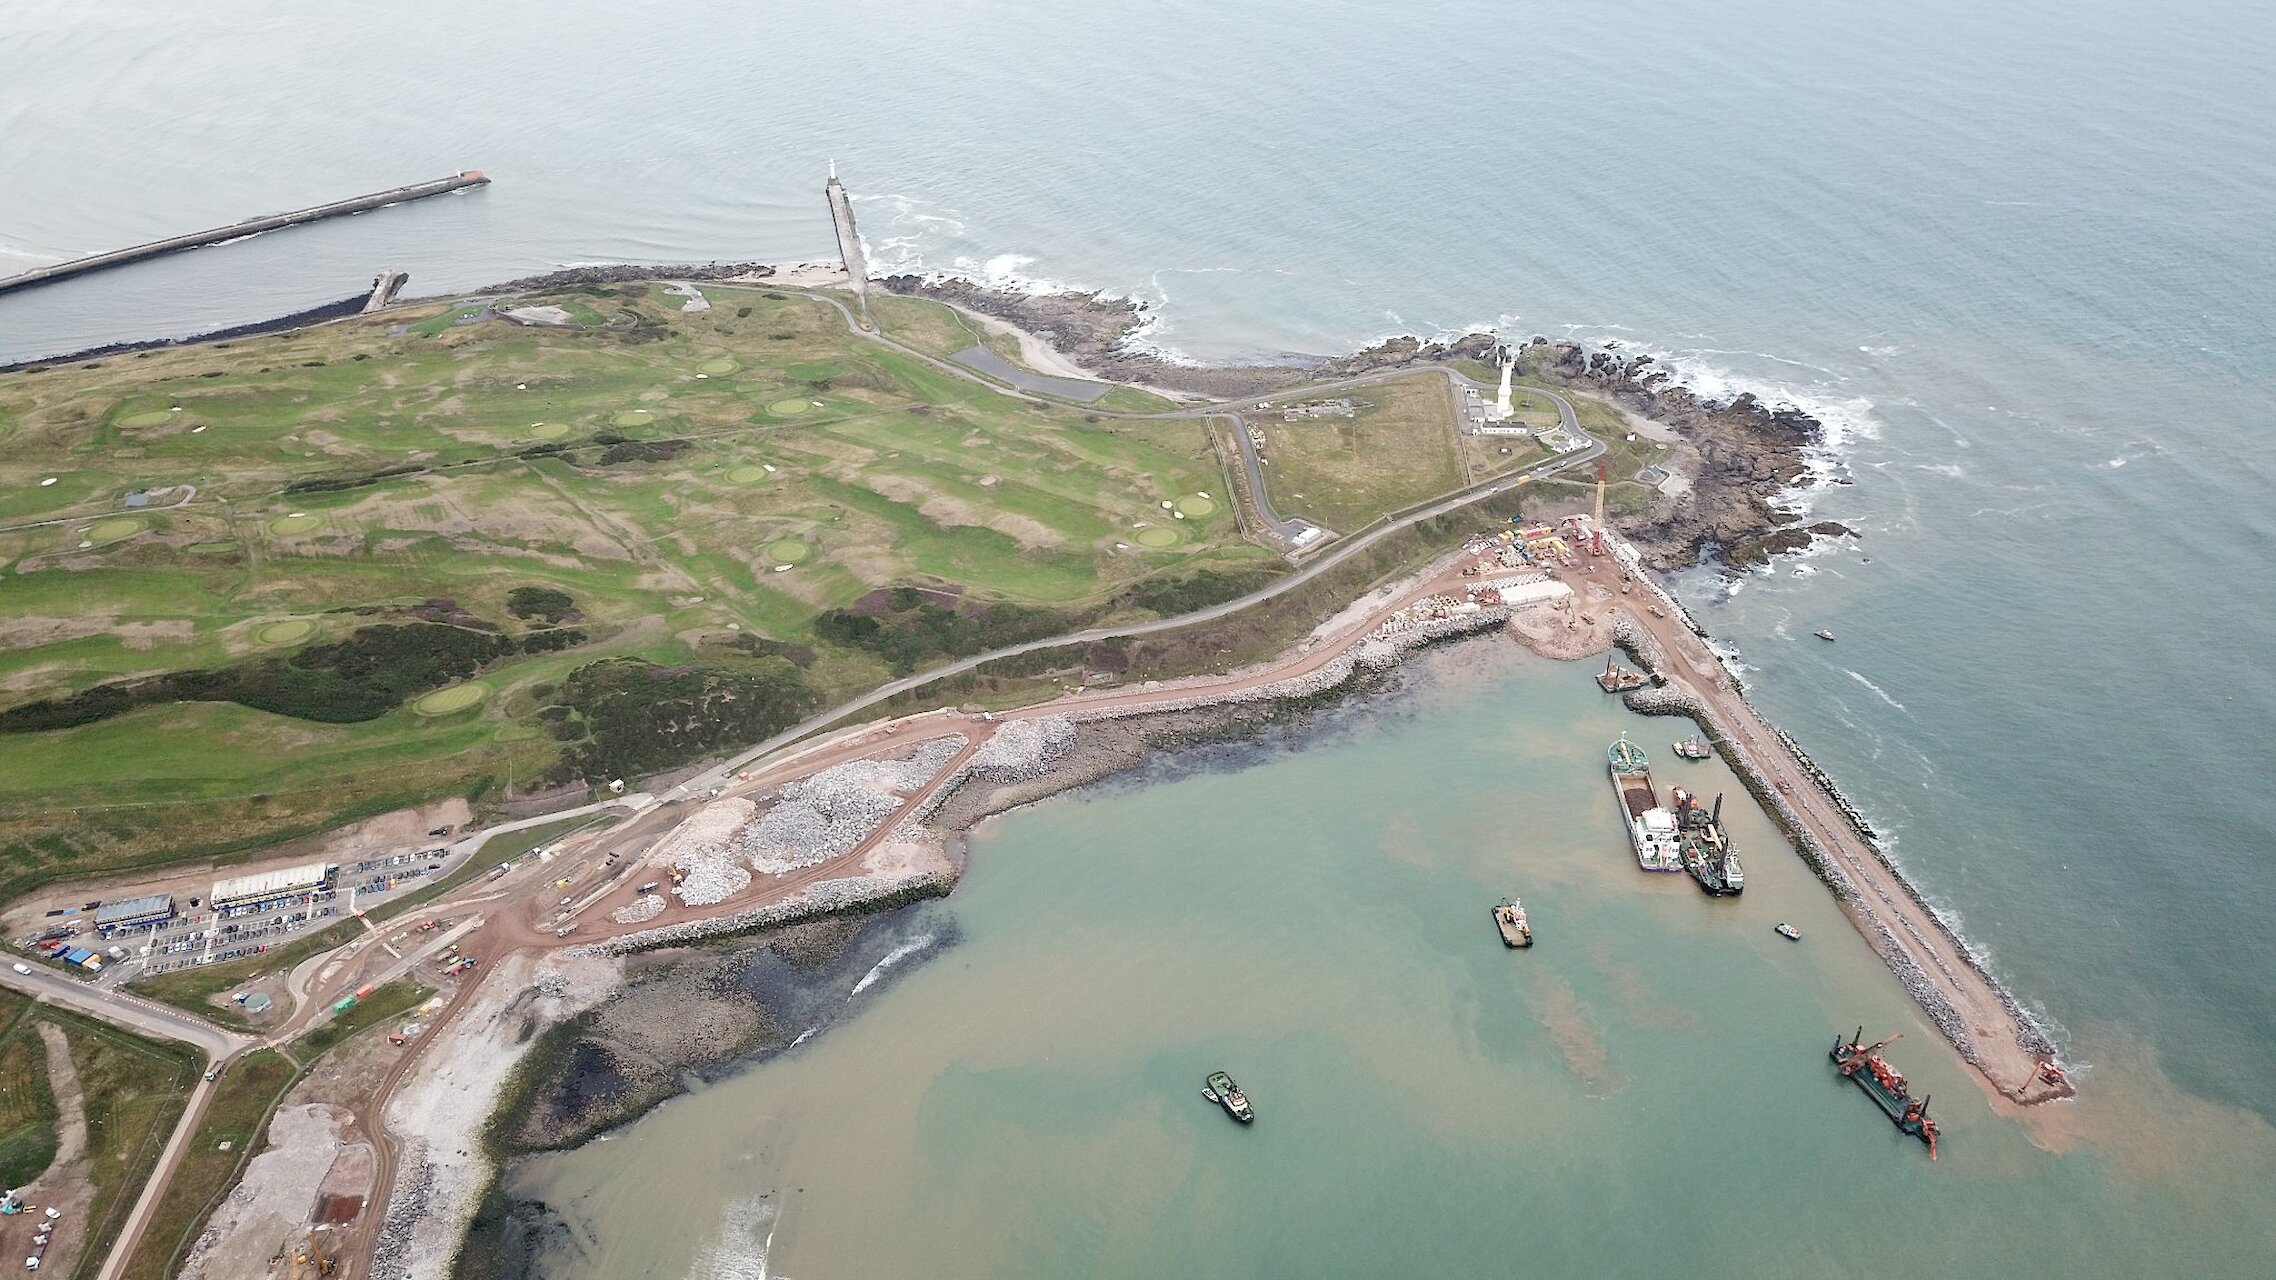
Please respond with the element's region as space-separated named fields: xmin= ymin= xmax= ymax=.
xmin=880 ymin=277 xmax=1852 ymax=574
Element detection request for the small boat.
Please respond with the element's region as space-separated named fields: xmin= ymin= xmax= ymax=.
xmin=1201 ymin=1087 xmax=1221 ymax=1103
xmin=1671 ymin=735 xmax=1711 ymax=760
xmin=1206 ymin=1071 xmax=1254 ymax=1124
xmin=1814 ymin=629 xmax=1836 ymax=642
xmin=1774 ymin=922 xmax=1801 ymax=941
xmin=1492 ymin=898 xmax=1533 ymax=948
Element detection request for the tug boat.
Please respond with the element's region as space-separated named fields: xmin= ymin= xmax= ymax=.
xmin=1206 ymin=1071 xmax=1255 ymax=1124
xmin=1607 ymin=737 xmax=1683 ymax=873
xmin=1829 ymin=1028 xmax=1939 ymax=1157
xmin=1774 ymin=922 xmax=1801 ymax=941
xmin=1492 ymin=898 xmax=1534 ymax=948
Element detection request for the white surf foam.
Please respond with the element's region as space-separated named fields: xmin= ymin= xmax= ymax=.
xmin=1843 ymin=669 xmax=1908 ymax=713
xmin=850 ymin=931 xmax=937 ymax=997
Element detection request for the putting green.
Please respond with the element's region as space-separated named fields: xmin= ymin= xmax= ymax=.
xmin=256 ymin=619 xmax=319 ymax=646
xmin=727 ymin=465 xmax=768 ymax=484
xmin=765 ymin=539 xmax=812 ymax=563
xmin=1134 ymin=526 xmax=1179 ymax=548
xmin=699 ymin=358 xmax=737 ymax=375
xmin=765 ymin=399 xmax=810 ymax=417
xmin=413 ymin=683 xmax=489 ymax=716
xmin=85 ymin=517 xmax=144 ymax=544
xmin=1175 ymin=495 xmax=1217 ymax=517
xmin=611 ymin=409 xmax=655 ymax=427
xmin=268 ymin=514 xmax=322 ymax=536
xmin=526 ymin=422 xmax=570 ymax=440
xmin=118 ymin=410 xmax=177 ymax=429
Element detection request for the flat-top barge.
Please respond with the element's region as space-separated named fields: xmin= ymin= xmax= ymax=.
xmin=1608 ymin=736 xmax=1683 ymax=872
xmin=1670 ymin=787 xmax=1744 ymax=896
xmin=1830 ymin=1028 xmax=1939 ymax=1157
xmin=1492 ymin=898 xmax=1533 ymax=948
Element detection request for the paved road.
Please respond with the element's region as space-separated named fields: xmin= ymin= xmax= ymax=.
xmin=667 ymin=418 xmax=1601 ymax=801
xmin=0 ymin=966 xmax=250 ymax=1280
xmin=0 ymin=964 xmax=247 ymax=1060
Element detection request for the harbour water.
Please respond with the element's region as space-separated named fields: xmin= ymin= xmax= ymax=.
xmin=5 ymin=0 xmax=2275 ymax=1269
xmin=507 ymin=646 xmax=2276 ymax=1278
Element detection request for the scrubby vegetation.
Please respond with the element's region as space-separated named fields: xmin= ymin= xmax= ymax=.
xmin=554 ymin=657 xmax=819 ymax=782
xmin=0 ymin=621 xmax=573 ymax=731
xmin=814 ymin=588 xmax=1074 ymax=674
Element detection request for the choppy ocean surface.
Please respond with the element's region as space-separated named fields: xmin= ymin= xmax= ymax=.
xmin=5 ymin=0 xmax=2275 ymax=1271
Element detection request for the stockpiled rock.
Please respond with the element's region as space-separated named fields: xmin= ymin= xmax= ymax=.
xmin=656 ymin=797 xmax=757 ymax=905
xmin=741 ymin=735 xmax=966 ymax=874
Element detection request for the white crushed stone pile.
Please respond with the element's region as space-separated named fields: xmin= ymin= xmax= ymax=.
xmin=969 ymin=716 xmax=1075 ymax=774
xmin=653 ymin=797 xmax=755 ymax=905
xmin=611 ymin=893 xmax=666 ymax=924
xmin=739 ymin=736 xmax=964 ymax=875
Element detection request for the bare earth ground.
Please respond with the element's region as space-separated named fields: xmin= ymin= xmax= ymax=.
xmin=179 ymin=1104 xmax=347 ymax=1280
xmin=5 ymin=1024 xmax=95 ymax=1280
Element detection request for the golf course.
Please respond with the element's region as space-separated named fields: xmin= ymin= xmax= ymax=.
xmin=0 ymin=283 xmax=1278 ymax=893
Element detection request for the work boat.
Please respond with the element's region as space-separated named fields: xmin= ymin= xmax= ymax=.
xmin=1607 ymin=736 xmax=1683 ymax=872
xmin=1206 ymin=1071 xmax=1255 ymax=1124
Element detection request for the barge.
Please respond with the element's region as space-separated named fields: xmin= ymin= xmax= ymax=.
xmin=1607 ymin=736 xmax=1683 ymax=872
xmin=1830 ymin=1028 xmax=1939 ymax=1157
xmin=1596 ymin=656 xmax=1649 ymax=693
xmin=1492 ymin=898 xmax=1533 ymax=948
xmin=1670 ymin=787 xmax=1744 ymax=896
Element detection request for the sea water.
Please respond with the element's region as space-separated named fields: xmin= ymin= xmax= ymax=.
xmin=4 ymin=0 xmax=2275 ymax=1266
xmin=507 ymin=646 xmax=2276 ymax=1278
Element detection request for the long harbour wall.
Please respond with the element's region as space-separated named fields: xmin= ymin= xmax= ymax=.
xmin=0 ymin=170 xmax=490 ymax=297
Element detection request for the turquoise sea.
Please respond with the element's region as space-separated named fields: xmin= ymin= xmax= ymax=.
xmin=509 ymin=647 xmax=2276 ymax=1278
xmin=4 ymin=0 xmax=2274 ymax=1271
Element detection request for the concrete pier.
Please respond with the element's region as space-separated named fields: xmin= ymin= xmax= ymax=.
xmin=0 ymin=171 xmax=490 ymax=298
xmin=825 ymin=166 xmax=869 ymax=321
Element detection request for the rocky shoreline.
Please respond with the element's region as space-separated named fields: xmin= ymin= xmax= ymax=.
xmin=879 ymin=276 xmax=1849 ymax=575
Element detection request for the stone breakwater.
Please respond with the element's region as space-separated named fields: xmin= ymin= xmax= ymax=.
xmin=579 ymin=869 xmax=959 ymax=956
xmin=1616 ymin=643 xmax=2056 ymax=1064
xmin=1069 ymin=607 xmax=1515 ymax=726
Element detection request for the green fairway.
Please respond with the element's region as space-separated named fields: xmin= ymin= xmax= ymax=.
xmin=413 ymin=682 xmax=490 ymax=716
xmin=0 ymin=282 xmax=1281 ymax=890
xmin=255 ymin=618 xmax=319 ymax=646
